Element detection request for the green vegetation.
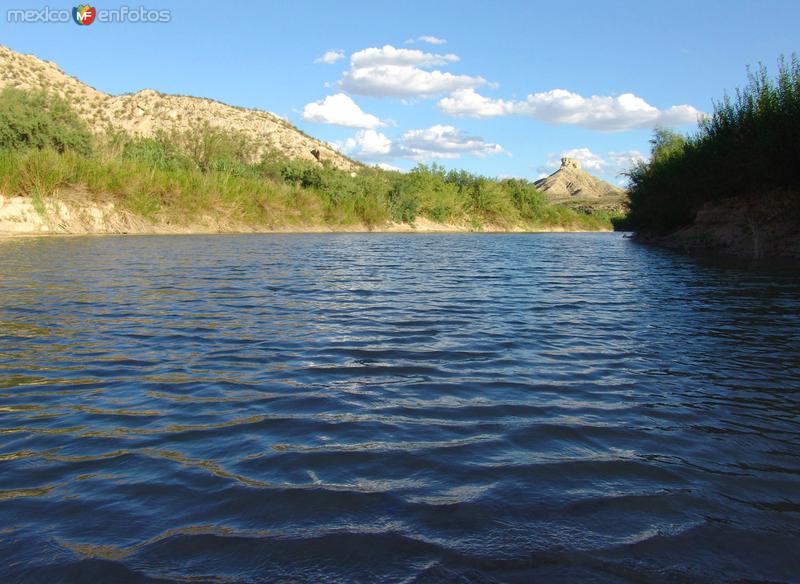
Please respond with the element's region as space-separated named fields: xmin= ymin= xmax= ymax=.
xmin=0 ymin=86 xmax=619 ymax=231
xmin=0 ymin=88 xmax=92 ymax=154
xmin=627 ymin=55 xmax=800 ymax=233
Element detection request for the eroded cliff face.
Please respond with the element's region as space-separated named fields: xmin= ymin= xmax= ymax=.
xmin=635 ymin=190 xmax=800 ymax=259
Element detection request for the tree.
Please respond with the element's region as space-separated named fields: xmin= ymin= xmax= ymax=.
xmin=649 ymin=127 xmax=686 ymax=163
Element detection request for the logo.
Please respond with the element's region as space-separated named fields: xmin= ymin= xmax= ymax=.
xmin=72 ymin=4 xmax=96 ymax=25
xmin=7 ymin=4 xmax=171 ymax=24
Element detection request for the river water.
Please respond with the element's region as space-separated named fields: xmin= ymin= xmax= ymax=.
xmin=0 ymin=233 xmax=798 ymax=583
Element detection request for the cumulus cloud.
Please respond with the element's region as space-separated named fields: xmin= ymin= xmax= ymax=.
xmin=339 ymin=44 xmax=486 ymax=98
xmin=351 ymin=45 xmax=458 ymax=68
xmin=334 ymin=125 xmax=504 ymax=162
xmin=405 ymin=35 xmax=447 ymax=45
xmin=607 ymin=150 xmax=648 ymax=171
xmin=398 ymin=125 xmax=503 ymax=160
xmin=314 ymin=50 xmax=345 ymax=65
xmin=658 ymin=104 xmax=704 ymax=127
xmin=438 ymin=88 xmax=514 ymax=118
xmin=438 ymin=88 xmax=702 ymax=131
xmin=333 ymin=129 xmax=393 ymax=158
xmin=301 ymin=94 xmax=384 ymax=129
xmin=537 ymin=147 xmax=646 ymax=181
xmin=552 ymin=147 xmax=607 ymax=172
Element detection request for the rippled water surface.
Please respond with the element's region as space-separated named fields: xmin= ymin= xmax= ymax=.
xmin=1 ymin=233 xmax=799 ymax=583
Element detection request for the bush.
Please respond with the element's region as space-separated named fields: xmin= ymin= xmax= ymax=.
xmin=0 ymin=87 xmax=92 ymax=154
xmin=627 ymin=55 xmax=800 ymax=233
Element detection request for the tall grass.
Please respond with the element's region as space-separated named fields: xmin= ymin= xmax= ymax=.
xmin=627 ymin=55 xmax=800 ymax=232
xmin=0 ymin=87 xmax=619 ymax=231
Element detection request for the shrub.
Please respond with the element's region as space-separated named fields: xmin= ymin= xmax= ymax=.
xmin=0 ymin=87 xmax=92 ymax=154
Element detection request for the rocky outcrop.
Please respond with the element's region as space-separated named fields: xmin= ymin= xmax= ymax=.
xmin=559 ymin=157 xmax=581 ymax=171
xmin=535 ymin=157 xmax=624 ymax=201
xmin=0 ymin=45 xmax=358 ymax=170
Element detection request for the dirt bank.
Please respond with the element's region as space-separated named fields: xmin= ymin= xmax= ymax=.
xmin=634 ymin=190 xmax=800 ymax=259
xmin=0 ymin=194 xmax=611 ymax=236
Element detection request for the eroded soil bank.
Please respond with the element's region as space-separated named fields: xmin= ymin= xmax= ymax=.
xmin=0 ymin=193 xmax=611 ymax=236
xmin=634 ymin=190 xmax=800 ymax=259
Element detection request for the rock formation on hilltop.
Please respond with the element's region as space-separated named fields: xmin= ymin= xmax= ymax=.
xmin=0 ymin=45 xmax=357 ymax=170
xmin=535 ymin=157 xmax=624 ymax=201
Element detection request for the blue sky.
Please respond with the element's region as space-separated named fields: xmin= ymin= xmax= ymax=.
xmin=1 ymin=0 xmax=798 ymax=182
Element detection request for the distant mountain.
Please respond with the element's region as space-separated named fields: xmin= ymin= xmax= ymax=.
xmin=0 ymin=45 xmax=357 ymax=170
xmin=535 ymin=158 xmax=624 ymax=201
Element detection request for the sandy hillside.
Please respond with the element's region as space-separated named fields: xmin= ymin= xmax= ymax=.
xmin=0 ymin=45 xmax=357 ymax=170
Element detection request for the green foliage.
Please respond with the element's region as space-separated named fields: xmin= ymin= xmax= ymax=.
xmin=0 ymin=88 xmax=618 ymax=232
xmin=627 ymin=55 xmax=800 ymax=232
xmin=0 ymin=87 xmax=92 ymax=154
xmin=121 ymin=126 xmax=254 ymax=175
xmin=122 ymin=134 xmax=193 ymax=172
xmin=650 ymin=127 xmax=687 ymax=163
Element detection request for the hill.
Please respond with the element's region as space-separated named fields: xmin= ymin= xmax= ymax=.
xmin=0 ymin=45 xmax=357 ymax=170
xmin=535 ymin=157 xmax=624 ymax=201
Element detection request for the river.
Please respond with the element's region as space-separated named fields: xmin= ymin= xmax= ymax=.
xmin=1 ymin=233 xmax=798 ymax=582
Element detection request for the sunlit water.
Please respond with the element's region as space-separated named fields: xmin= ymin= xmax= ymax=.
xmin=1 ymin=233 xmax=799 ymax=583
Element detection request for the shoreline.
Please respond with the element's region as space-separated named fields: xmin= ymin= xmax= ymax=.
xmin=0 ymin=226 xmax=614 ymax=237
xmin=0 ymin=194 xmax=613 ymax=237
xmin=630 ymin=191 xmax=800 ymax=260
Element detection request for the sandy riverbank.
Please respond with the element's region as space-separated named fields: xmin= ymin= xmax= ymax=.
xmin=0 ymin=194 xmax=611 ymax=236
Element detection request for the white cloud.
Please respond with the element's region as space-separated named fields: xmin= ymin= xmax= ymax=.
xmin=350 ymin=45 xmax=458 ymax=68
xmin=301 ymin=94 xmax=384 ymax=129
xmin=537 ymin=147 xmax=646 ymax=180
xmin=438 ymin=88 xmax=702 ymax=131
xmin=397 ymin=124 xmax=503 ymax=160
xmin=658 ymin=104 xmax=704 ymax=127
xmin=438 ymin=88 xmax=514 ymax=118
xmin=607 ymin=150 xmax=647 ymax=171
xmin=334 ymin=129 xmax=393 ymax=157
xmin=314 ymin=50 xmax=345 ymax=65
xmin=342 ymin=67 xmax=487 ymax=98
xmin=339 ymin=44 xmax=486 ymax=98
xmin=557 ymin=147 xmax=607 ymax=172
xmin=334 ymin=125 xmax=504 ymax=162
xmin=405 ymin=35 xmax=447 ymax=45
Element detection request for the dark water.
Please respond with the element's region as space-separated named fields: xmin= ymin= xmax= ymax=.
xmin=1 ymin=233 xmax=799 ymax=583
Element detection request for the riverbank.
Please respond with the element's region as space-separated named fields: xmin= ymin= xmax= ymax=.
xmin=0 ymin=193 xmax=612 ymax=236
xmin=0 ymin=87 xmax=622 ymax=236
xmin=633 ymin=189 xmax=800 ymax=259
